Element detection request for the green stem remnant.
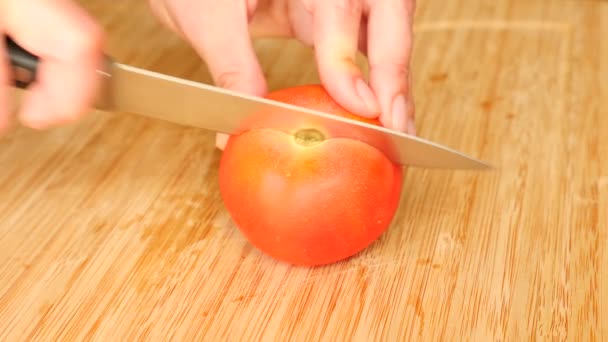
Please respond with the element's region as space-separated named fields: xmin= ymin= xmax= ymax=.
xmin=294 ymin=128 xmax=325 ymax=146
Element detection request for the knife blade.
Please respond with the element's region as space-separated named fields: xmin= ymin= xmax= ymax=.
xmin=5 ymin=36 xmax=491 ymax=169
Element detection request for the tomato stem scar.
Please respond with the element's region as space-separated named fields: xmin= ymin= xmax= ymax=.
xmin=294 ymin=128 xmax=325 ymax=146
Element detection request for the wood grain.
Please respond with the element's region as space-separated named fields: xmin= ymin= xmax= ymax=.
xmin=1 ymin=0 xmax=606 ymax=340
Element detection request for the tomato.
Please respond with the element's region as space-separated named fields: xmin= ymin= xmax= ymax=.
xmin=218 ymin=85 xmax=404 ymax=266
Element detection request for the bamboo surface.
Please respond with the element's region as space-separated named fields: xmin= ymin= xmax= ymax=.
xmin=0 ymin=0 xmax=606 ymax=340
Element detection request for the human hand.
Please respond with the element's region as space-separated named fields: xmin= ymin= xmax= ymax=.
xmin=0 ymin=0 xmax=104 ymax=133
xmin=149 ymin=0 xmax=416 ymax=149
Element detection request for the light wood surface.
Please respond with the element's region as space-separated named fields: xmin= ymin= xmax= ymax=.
xmin=1 ymin=0 xmax=606 ymax=340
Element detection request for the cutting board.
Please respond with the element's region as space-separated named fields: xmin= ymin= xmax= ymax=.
xmin=1 ymin=0 xmax=606 ymax=340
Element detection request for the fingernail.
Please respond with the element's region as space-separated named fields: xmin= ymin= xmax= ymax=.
xmin=215 ymin=133 xmax=229 ymax=151
xmin=407 ymin=119 xmax=417 ymax=135
xmin=391 ymin=94 xmax=408 ymax=132
xmin=355 ymin=78 xmax=380 ymax=114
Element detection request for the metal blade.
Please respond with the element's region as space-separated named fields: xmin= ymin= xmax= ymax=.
xmin=100 ymin=62 xmax=491 ymax=169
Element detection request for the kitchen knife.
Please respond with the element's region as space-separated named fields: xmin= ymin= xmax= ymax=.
xmin=5 ymin=36 xmax=491 ymax=169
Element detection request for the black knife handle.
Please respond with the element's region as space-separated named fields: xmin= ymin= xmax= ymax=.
xmin=4 ymin=35 xmax=115 ymax=110
xmin=5 ymin=35 xmax=40 ymax=89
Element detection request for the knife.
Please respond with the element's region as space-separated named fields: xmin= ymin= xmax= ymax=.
xmin=5 ymin=36 xmax=491 ymax=169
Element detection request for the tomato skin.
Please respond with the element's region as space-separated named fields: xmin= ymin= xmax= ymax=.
xmin=218 ymin=85 xmax=404 ymax=266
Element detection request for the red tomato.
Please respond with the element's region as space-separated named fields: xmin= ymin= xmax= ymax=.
xmin=218 ymin=85 xmax=404 ymax=266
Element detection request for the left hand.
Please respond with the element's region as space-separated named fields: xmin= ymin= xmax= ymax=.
xmin=148 ymin=0 xmax=417 ymax=148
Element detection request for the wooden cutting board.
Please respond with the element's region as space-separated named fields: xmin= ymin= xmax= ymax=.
xmin=1 ymin=0 xmax=606 ymax=340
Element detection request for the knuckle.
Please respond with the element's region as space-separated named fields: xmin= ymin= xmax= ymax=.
xmin=214 ymin=70 xmax=267 ymax=95
xmin=370 ymin=61 xmax=409 ymax=76
xmin=215 ymin=71 xmax=244 ymax=89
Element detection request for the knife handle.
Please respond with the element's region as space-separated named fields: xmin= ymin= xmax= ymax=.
xmin=4 ymin=35 xmax=39 ymax=89
xmin=4 ymin=35 xmax=115 ymax=111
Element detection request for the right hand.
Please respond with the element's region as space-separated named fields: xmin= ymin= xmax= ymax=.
xmin=0 ymin=0 xmax=104 ymax=133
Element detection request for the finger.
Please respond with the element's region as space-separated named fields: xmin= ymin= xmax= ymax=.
xmin=0 ymin=34 xmax=11 ymax=133
xmin=157 ymin=0 xmax=267 ymax=97
xmin=147 ymin=0 xmax=181 ymax=34
xmin=151 ymin=1 xmax=266 ymax=151
xmin=4 ymin=0 xmax=104 ymax=129
xmin=366 ymin=0 xmax=416 ymax=133
xmin=312 ymin=0 xmax=380 ymax=118
xmin=215 ymin=133 xmax=229 ymax=150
